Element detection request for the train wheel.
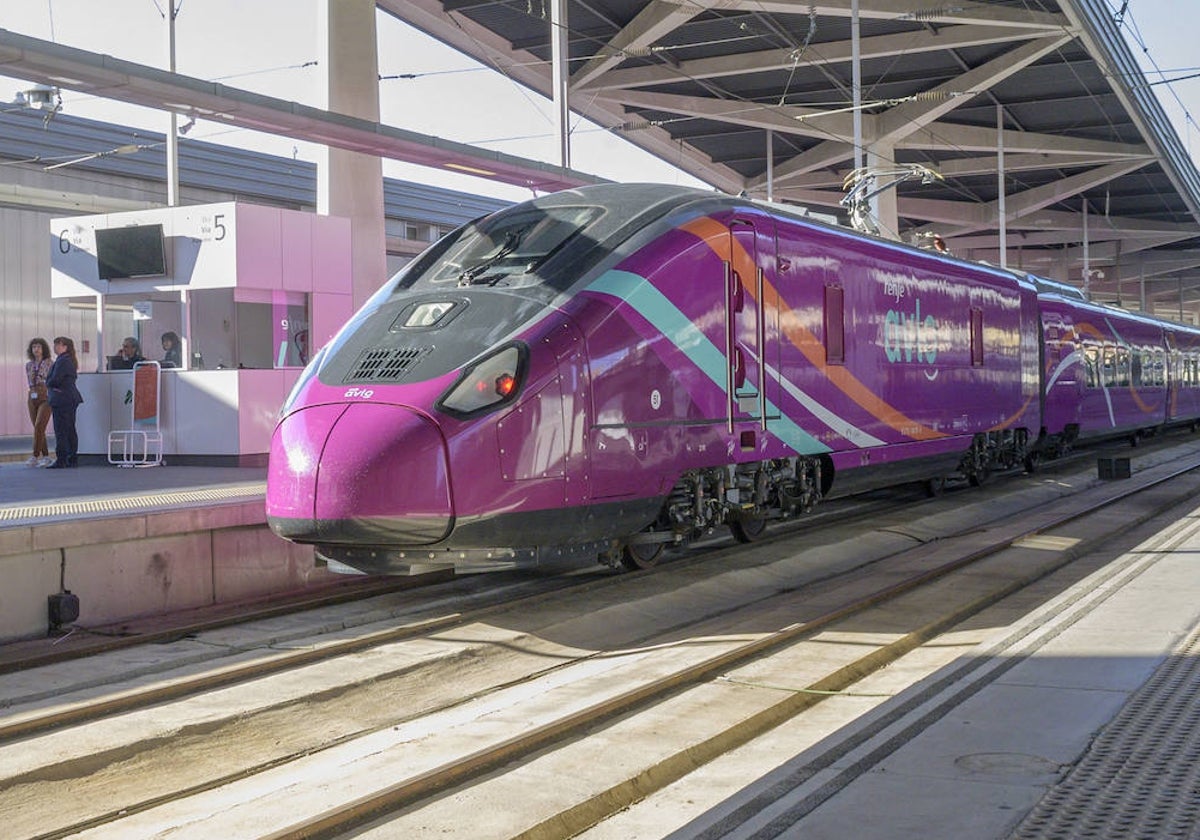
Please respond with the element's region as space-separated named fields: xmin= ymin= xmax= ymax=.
xmin=924 ymin=477 xmax=947 ymax=497
xmin=620 ymin=541 xmax=664 ymax=571
xmin=730 ymin=515 xmax=768 ymax=543
xmin=968 ymin=465 xmax=991 ymax=487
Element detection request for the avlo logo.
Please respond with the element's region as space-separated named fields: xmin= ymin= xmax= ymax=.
xmin=883 ymin=297 xmax=940 ymax=380
xmin=344 ymin=387 xmax=375 ymax=399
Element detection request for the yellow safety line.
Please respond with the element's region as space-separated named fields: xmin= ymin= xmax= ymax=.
xmin=0 ymin=483 xmax=266 ymax=522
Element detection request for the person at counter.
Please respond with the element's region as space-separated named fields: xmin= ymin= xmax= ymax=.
xmin=108 ymin=337 xmax=145 ymax=370
xmin=160 ymin=331 xmax=182 ymax=368
xmin=46 ymin=336 xmax=83 ymax=469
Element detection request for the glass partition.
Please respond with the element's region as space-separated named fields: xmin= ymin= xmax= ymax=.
xmin=80 ymin=288 xmax=309 ymax=371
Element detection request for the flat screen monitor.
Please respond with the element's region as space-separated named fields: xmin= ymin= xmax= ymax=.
xmin=95 ymin=224 xmax=167 ymax=280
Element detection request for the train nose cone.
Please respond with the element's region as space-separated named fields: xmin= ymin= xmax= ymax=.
xmin=266 ymin=402 xmax=452 ymax=545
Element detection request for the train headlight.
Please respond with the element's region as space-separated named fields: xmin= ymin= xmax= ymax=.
xmin=437 ymin=343 xmax=527 ymax=418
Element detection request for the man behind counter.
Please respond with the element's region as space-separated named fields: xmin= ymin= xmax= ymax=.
xmin=108 ymin=337 xmax=145 ymax=370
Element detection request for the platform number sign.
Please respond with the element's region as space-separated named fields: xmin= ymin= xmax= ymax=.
xmin=201 ymin=213 xmax=227 ymax=241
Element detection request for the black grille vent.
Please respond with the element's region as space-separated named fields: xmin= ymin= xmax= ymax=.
xmin=346 ymin=346 xmax=429 ymax=382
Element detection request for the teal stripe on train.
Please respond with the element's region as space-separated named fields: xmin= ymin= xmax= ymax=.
xmin=586 ymin=269 xmax=830 ymax=455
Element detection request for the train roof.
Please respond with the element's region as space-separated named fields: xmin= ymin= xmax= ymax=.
xmin=496 ymin=185 xmax=1200 ymax=337
xmin=505 ymin=183 xmax=1036 ymax=294
xmin=1023 ymin=273 xmax=1088 ymax=301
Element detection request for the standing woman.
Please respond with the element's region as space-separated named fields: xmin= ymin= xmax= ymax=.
xmin=24 ymin=338 xmax=52 ymax=466
xmin=45 ymin=336 xmax=84 ymax=469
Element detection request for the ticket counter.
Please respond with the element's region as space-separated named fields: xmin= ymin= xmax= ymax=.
xmin=52 ymin=203 xmax=353 ymax=462
xmin=77 ymin=368 xmax=299 ymax=465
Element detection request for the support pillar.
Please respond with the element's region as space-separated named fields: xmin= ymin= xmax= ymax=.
xmin=317 ymin=0 xmax=387 ymax=308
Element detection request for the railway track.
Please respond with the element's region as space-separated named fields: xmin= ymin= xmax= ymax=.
xmin=1 ymin=438 xmax=1197 ymax=838
xmin=0 ymin=471 xmax=920 ymax=678
xmin=0 ymin=428 xmax=1118 ymax=680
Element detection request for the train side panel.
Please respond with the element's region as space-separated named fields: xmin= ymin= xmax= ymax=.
xmin=1041 ymin=295 xmax=1169 ymax=444
xmin=777 ymin=218 xmax=1039 ymax=492
xmin=577 ymin=205 xmax=1041 ymax=500
xmin=1165 ymin=325 xmax=1200 ymax=423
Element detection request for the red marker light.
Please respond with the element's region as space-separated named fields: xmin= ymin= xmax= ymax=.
xmin=438 ymin=344 xmax=524 ymax=416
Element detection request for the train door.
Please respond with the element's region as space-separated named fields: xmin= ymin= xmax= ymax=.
xmin=726 ymin=219 xmax=772 ymax=448
xmin=1165 ymin=331 xmax=1180 ymax=420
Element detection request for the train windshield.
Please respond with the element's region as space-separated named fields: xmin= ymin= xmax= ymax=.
xmin=402 ymin=204 xmax=602 ymax=289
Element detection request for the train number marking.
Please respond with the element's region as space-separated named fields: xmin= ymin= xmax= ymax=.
xmin=650 ymin=389 xmax=662 ymax=410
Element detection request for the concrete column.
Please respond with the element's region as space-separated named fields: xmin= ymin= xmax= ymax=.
xmin=317 ymin=0 xmax=387 ymax=308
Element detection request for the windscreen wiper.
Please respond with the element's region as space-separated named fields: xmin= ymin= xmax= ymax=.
xmin=458 ymin=229 xmax=524 ymax=286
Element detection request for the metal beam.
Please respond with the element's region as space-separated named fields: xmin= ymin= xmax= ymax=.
xmin=0 ymin=27 xmax=599 ymax=194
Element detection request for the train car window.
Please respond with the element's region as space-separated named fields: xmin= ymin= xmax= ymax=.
xmin=421 ymin=206 xmax=602 ymax=287
xmin=1131 ymin=350 xmax=1143 ymax=387
xmin=1156 ymin=350 xmax=1167 ymax=386
xmin=1084 ymin=346 xmax=1100 ymax=388
xmin=1102 ymin=347 xmax=1116 ymax=387
xmin=1116 ymin=347 xmax=1130 ymax=387
xmin=1045 ymin=325 xmax=1060 ymax=367
xmin=970 ymin=308 xmax=984 ymax=366
xmin=824 ymin=285 xmax=845 ymax=364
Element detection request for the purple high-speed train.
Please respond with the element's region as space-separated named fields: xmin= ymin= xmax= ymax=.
xmin=266 ymin=183 xmax=1200 ymax=572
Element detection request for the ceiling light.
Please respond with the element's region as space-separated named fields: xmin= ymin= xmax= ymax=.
xmin=444 ymin=162 xmax=498 ymax=177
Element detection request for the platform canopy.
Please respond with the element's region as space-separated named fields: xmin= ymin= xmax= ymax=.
xmin=383 ymin=0 xmax=1200 ymax=316
xmin=3 ymin=1 xmax=1200 ymax=316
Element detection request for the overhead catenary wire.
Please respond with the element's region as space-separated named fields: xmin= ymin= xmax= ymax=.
xmin=1110 ymin=0 xmax=1199 ymax=154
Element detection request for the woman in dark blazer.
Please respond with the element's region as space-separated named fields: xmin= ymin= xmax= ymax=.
xmin=46 ymin=336 xmax=84 ymax=468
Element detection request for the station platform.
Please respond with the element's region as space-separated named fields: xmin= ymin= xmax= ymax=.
xmin=0 ymin=435 xmax=336 ymax=644
xmin=0 ymin=432 xmax=266 ymax=511
xmin=0 ymin=451 xmax=266 ymax=525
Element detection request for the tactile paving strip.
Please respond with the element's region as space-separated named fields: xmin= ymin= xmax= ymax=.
xmin=0 ymin=483 xmax=265 ymax=525
xmin=1009 ymin=624 xmax=1200 ymax=839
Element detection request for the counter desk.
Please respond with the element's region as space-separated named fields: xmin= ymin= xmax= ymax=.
xmin=76 ymin=368 xmax=299 ymax=466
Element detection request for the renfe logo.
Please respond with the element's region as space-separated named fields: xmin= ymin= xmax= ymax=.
xmin=883 ymin=298 xmax=939 ymax=370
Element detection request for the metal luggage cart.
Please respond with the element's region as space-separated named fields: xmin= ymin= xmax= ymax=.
xmin=108 ymin=360 xmax=163 ymax=467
